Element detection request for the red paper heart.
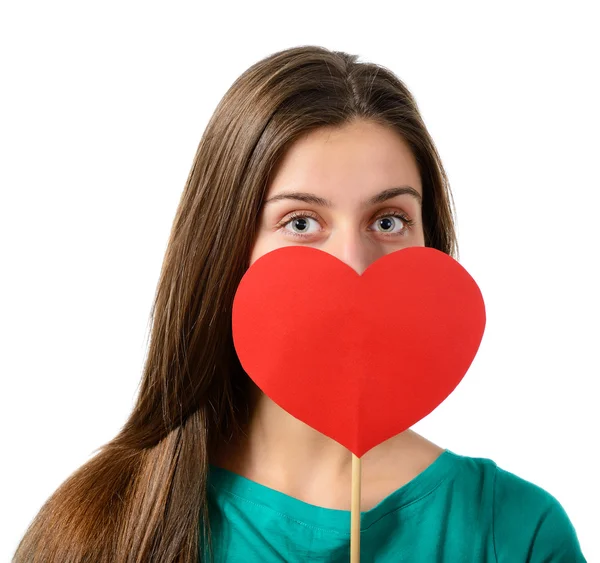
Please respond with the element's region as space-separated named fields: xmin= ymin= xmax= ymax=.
xmin=232 ymin=246 xmax=486 ymax=457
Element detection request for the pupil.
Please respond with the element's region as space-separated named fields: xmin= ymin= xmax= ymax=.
xmin=294 ymin=218 xmax=308 ymax=232
xmin=380 ymin=217 xmax=393 ymax=231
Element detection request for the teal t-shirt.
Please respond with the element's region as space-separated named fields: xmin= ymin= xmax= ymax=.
xmin=201 ymin=449 xmax=585 ymax=562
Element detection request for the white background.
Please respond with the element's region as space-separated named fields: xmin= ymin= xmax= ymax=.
xmin=1 ymin=1 xmax=598 ymax=561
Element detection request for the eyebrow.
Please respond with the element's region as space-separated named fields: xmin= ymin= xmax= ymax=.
xmin=263 ymin=186 xmax=422 ymax=208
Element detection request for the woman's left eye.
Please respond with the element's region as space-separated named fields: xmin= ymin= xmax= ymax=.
xmin=278 ymin=211 xmax=415 ymax=238
xmin=368 ymin=213 xmax=415 ymax=235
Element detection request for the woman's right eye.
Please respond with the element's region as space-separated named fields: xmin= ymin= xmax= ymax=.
xmin=280 ymin=214 xmax=321 ymax=238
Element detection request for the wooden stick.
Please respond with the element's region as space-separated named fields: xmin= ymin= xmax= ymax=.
xmin=350 ymin=453 xmax=361 ymax=562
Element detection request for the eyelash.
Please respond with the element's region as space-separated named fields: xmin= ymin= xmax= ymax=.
xmin=276 ymin=210 xmax=416 ymax=239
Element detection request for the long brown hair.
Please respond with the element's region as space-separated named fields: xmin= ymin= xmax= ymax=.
xmin=14 ymin=45 xmax=458 ymax=562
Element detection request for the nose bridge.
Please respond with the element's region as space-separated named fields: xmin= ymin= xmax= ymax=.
xmin=330 ymin=224 xmax=375 ymax=276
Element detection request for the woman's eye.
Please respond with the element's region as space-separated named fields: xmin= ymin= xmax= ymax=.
xmin=281 ymin=215 xmax=321 ymax=237
xmin=368 ymin=214 xmax=411 ymax=235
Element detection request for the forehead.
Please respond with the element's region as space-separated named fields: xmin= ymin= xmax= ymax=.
xmin=267 ymin=119 xmax=422 ymax=200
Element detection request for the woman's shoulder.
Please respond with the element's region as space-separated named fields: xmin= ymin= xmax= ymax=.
xmin=447 ymin=450 xmax=586 ymax=562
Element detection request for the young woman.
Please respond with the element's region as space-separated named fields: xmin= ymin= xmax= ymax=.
xmin=14 ymin=45 xmax=586 ymax=562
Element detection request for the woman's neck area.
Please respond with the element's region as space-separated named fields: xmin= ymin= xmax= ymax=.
xmin=209 ymin=385 xmax=445 ymax=510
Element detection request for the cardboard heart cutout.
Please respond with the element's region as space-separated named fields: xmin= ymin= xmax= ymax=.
xmin=232 ymin=246 xmax=486 ymax=458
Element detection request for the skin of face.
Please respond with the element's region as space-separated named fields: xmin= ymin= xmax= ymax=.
xmin=251 ymin=118 xmax=425 ymax=273
xmin=223 ymin=118 xmax=435 ymax=508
